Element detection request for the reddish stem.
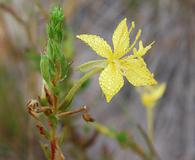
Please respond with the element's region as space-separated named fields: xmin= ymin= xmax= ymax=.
xmin=50 ymin=139 xmax=56 ymax=160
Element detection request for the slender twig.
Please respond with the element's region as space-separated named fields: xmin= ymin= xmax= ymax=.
xmin=124 ymin=135 xmax=150 ymax=160
xmin=146 ymin=107 xmax=154 ymax=144
xmin=57 ymin=106 xmax=87 ymax=118
xmin=35 ymin=106 xmax=52 ymax=113
xmin=137 ymin=124 xmax=160 ymax=160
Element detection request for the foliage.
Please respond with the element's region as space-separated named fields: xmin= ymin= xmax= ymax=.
xmin=40 ymin=6 xmax=69 ymax=96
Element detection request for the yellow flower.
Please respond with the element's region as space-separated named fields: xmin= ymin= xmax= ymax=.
xmin=140 ymin=83 xmax=166 ymax=108
xmin=77 ymin=18 xmax=157 ymax=102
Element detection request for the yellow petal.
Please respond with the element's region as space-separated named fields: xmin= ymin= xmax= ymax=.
xmin=99 ymin=63 xmax=124 ymax=102
xmin=121 ymin=57 xmax=157 ymax=86
xmin=133 ymin=41 xmax=155 ymax=57
xmin=141 ymin=83 xmax=166 ymax=108
xmin=77 ymin=34 xmax=113 ymax=58
xmin=148 ymin=83 xmax=166 ymax=100
xmin=112 ymin=18 xmax=130 ymax=58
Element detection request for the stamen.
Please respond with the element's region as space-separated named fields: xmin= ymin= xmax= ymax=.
xmin=133 ymin=48 xmax=138 ymax=54
xmin=146 ymin=41 xmax=155 ymax=50
xmin=126 ymin=29 xmax=142 ymax=53
xmin=129 ymin=21 xmax=135 ymax=33
xmin=139 ymin=40 xmax=143 ymax=49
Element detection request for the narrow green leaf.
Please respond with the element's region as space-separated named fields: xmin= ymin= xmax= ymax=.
xmin=60 ymin=55 xmax=69 ymax=81
xmin=47 ymin=6 xmax=64 ymax=42
xmin=47 ymin=40 xmax=61 ymax=62
xmin=48 ymin=114 xmax=58 ymax=129
xmin=77 ymin=60 xmax=107 ymax=73
xmin=40 ymin=55 xmax=50 ymax=83
xmin=63 ymin=26 xmax=74 ymax=60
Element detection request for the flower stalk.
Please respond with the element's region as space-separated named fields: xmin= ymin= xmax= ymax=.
xmin=146 ymin=107 xmax=154 ymax=144
xmin=59 ymin=68 xmax=102 ymax=109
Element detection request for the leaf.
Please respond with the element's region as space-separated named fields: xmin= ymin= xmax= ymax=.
xmin=50 ymin=83 xmax=61 ymax=96
xmin=47 ymin=6 xmax=64 ymax=42
xmin=59 ymin=54 xmax=69 ymax=81
xmin=79 ymin=79 xmax=91 ymax=92
xmin=63 ymin=26 xmax=74 ymax=60
xmin=77 ymin=60 xmax=107 ymax=73
xmin=40 ymin=55 xmax=50 ymax=83
xmin=48 ymin=114 xmax=58 ymax=129
xmin=47 ymin=40 xmax=61 ymax=62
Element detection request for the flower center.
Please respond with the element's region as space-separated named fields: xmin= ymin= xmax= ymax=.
xmin=107 ymin=59 xmax=124 ymax=75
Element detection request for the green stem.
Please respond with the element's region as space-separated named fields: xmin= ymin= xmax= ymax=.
xmin=146 ymin=107 xmax=154 ymax=144
xmin=136 ymin=124 xmax=158 ymax=159
xmin=59 ymin=68 xmax=102 ymax=110
xmin=40 ymin=143 xmax=50 ymax=160
xmin=92 ymin=122 xmax=150 ymax=160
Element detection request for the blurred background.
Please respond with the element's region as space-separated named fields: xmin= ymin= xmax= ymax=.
xmin=0 ymin=0 xmax=195 ymax=160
